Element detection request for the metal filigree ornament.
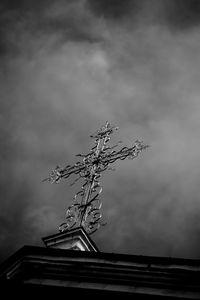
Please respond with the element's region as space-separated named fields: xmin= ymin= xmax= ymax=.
xmin=44 ymin=122 xmax=149 ymax=235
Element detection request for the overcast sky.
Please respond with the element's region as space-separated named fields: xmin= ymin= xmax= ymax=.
xmin=1 ymin=0 xmax=200 ymax=262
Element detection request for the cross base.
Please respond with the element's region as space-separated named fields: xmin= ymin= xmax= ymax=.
xmin=42 ymin=227 xmax=99 ymax=252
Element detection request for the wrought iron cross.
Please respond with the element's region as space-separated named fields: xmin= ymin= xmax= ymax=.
xmin=44 ymin=122 xmax=148 ymax=235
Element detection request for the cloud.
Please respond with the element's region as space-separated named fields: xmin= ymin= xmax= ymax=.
xmin=87 ymin=0 xmax=140 ymax=20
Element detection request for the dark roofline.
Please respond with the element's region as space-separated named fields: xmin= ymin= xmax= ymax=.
xmin=1 ymin=245 xmax=200 ymax=299
xmin=1 ymin=244 xmax=200 ymax=275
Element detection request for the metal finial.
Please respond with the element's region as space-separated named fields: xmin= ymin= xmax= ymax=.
xmin=44 ymin=122 xmax=149 ymax=235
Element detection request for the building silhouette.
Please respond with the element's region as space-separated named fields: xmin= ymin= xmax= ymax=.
xmin=1 ymin=227 xmax=200 ymax=299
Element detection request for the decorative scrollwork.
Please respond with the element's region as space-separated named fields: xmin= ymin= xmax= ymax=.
xmin=44 ymin=122 xmax=149 ymax=235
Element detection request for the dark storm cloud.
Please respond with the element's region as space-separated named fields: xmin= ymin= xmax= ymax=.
xmin=87 ymin=0 xmax=139 ymax=20
xmin=0 ymin=0 xmax=103 ymax=58
xmin=165 ymin=0 xmax=200 ymax=30
xmin=87 ymin=0 xmax=200 ymax=30
xmin=86 ymin=0 xmax=164 ymax=29
xmin=1 ymin=0 xmax=200 ymax=263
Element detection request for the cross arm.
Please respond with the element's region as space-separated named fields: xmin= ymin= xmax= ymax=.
xmin=100 ymin=140 xmax=149 ymax=165
xmin=43 ymin=161 xmax=86 ymax=184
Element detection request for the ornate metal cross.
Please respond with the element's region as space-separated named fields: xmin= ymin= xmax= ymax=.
xmin=44 ymin=122 xmax=148 ymax=235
